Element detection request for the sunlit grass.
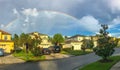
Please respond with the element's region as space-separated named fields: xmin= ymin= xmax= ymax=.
xmin=79 ymin=56 xmax=120 ymax=70
xmin=13 ymin=50 xmax=45 ymax=62
xmin=61 ymin=48 xmax=92 ymax=56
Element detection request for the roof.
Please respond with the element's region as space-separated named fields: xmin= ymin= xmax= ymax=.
xmin=28 ymin=32 xmax=47 ymax=36
xmin=0 ymin=40 xmax=13 ymax=42
xmin=65 ymin=40 xmax=82 ymax=43
xmin=69 ymin=34 xmax=85 ymax=38
xmin=0 ymin=30 xmax=11 ymax=35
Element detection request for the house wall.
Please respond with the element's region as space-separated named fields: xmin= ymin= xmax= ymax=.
xmin=93 ymin=41 xmax=97 ymax=47
xmin=62 ymin=44 xmax=72 ymax=48
xmin=0 ymin=42 xmax=14 ymax=53
xmin=72 ymin=37 xmax=84 ymax=41
xmin=0 ymin=32 xmax=2 ymax=40
xmin=1 ymin=35 xmax=11 ymax=40
xmin=65 ymin=36 xmax=99 ymax=50
xmin=85 ymin=37 xmax=91 ymax=40
xmin=71 ymin=42 xmax=83 ymax=50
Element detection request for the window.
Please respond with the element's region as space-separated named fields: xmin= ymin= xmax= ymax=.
xmin=0 ymin=44 xmax=6 ymax=46
xmin=4 ymin=35 xmax=7 ymax=40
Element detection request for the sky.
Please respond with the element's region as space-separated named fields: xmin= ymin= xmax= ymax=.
xmin=0 ymin=0 xmax=120 ymax=37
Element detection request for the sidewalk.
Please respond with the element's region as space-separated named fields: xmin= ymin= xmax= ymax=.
xmin=110 ymin=61 xmax=120 ymax=70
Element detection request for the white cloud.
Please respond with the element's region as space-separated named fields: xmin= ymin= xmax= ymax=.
xmin=109 ymin=16 xmax=120 ymax=28
xmin=24 ymin=16 xmax=29 ymax=23
xmin=13 ymin=8 xmax=18 ymax=14
xmin=78 ymin=15 xmax=100 ymax=33
xmin=0 ymin=24 xmax=4 ymax=28
xmin=13 ymin=8 xmax=20 ymax=17
xmin=112 ymin=16 xmax=120 ymax=24
xmin=21 ymin=8 xmax=39 ymax=17
xmin=108 ymin=0 xmax=120 ymax=13
xmin=44 ymin=11 xmax=57 ymax=18
xmin=21 ymin=8 xmax=39 ymax=23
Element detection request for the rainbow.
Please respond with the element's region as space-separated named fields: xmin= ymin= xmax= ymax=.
xmin=4 ymin=10 xmax=78 ymax=28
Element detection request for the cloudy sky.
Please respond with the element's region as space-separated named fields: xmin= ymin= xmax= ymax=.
xmin=0 ymin=0 xmax=120 ymax=37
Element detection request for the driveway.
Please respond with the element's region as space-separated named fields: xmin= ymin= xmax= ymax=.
xmin=0 ymin=48 xmax=120 ymax=70
xmin=0 ymin=54 xmax=24 ymax=64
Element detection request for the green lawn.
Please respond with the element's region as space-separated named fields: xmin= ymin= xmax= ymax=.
xmin=61 ymin=48 xmax=92 ymax=56
xmin=13 ymin=50 xmax=45 ymax=62
xmin=79 ymin=56 xmax=120 ymax=70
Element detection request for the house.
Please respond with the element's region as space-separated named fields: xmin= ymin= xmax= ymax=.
xmin=64 ymin=40 xmax=83 ymax=50
xmin=28 ymin=32 xmax=52 ymax=48
xmin=0 ymin=29 xmax=14 ymax=53
xmin=64 ymin=35 xmax=84 ymax=50
xmin=64 ymin=35 xmax=98 ymax=50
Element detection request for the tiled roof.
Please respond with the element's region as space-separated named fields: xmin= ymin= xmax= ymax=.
xmin=0 ymin=29 xmax=11 ymax=35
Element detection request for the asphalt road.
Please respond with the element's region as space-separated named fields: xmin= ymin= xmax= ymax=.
xmin=0 ymin=48 xmax=120 ymax=70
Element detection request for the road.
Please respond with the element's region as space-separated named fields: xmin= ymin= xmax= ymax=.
xmin=0 ymin=48 xmax=120 ymax=70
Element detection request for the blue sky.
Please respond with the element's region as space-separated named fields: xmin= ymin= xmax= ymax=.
xmin=0 ymin=0 xmax=120 ymax=37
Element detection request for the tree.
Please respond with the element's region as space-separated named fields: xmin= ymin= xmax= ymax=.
xmin=81 ymin=39 xmax=94 ymax=52
xmin=89 ymin=37 xmax=94 ymax=50
xmin=19 ymin=33 xmax=27 ymax=47
xmin=81 ymin=39 xmax=88 ymax=52
xmin=12 ymin=34 xmax=20 ymax=50
xmin=52 ymin=33 xmax=64 ymax=46
xmin=30 ymin=34 xmax=42 ymax=56
xmin=48 ymin=36 xmax=53 ymax=42
xmin=13 ymin=33 xmax=42 ymax=56
xmin=93 ymin=24 xmax=117 ymax=62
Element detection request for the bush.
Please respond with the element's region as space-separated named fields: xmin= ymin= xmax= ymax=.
xmin=31 ymin=47 xmax=42 ymax=56
xmin=62 ymin=48 xmax=72 ymax=51
xmin=93 ymin=46 xmax=115 ymax=61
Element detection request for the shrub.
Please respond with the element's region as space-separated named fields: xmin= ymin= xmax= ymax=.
xmin=93 ymin=24 xmax=116 ymax=62
xmin=31 ymin=47 xmax=42 ymax=56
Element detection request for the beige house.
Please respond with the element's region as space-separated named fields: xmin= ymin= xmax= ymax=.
xmin=64 ymin=40 xmax=83 ymax=50
xmin=64 ymin=35 xmax=98 ymax=50
xmin=28 ymin=32 xmax=52 ymax=48
xmin=64 ymin=35 xmax=84 ymax=50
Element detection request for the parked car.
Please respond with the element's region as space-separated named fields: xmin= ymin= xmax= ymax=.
xmin=0 ymin=48 xmax=4 ymax=56
xmin=42 ymin=48 xmax=51 ymax=55
xmin=53 ymin=46 xmax=61 ymax=53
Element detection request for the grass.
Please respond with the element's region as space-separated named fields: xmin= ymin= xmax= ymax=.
xmin=79 ymin=56 xmax=120 ymax=70
xmin=13 ymin=50 xmax=45 ymax=62
xmin=61 ymin=48 xmax=92 ymax=56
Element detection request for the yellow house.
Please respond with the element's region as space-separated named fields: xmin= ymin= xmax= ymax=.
xmin=0 ymin=30 xmax=14 ymax=53
xmin=28 ymin=32 xmax=52 ymax=48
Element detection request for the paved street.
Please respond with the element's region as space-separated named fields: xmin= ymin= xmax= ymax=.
xmin=45 ymin=53 xmax=73 ymax=60
xmin=0 ymin=48 xmax=120 ymax=70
